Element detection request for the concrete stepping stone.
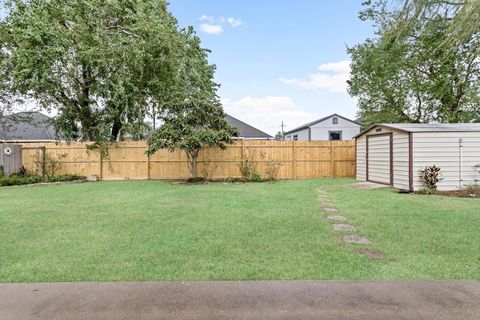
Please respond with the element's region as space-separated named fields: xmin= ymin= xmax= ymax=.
xmin=332 ymin=224 xmax=357 ymax=232
xmin=322 ymin=207 xmax=338 ymax=213
xmin=342 ymin=235 xmax=371 ymax=244
xmin=355 ymin=248 xmax=389 ymax=260
xmin=326 ymin=215 xmax=347 ymax=222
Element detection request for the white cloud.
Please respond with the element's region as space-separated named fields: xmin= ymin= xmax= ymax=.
xmin=198 ymin=15 xmax=243 ymax=34
xmin=227 ymin=17 xmax=242 ymax=27
xmin=199 ymin=23 xmax=224 ymax=34
xmin=280 ymin=60 xmax=351 ymax=93
xmin=199 ymin=15 xmax=213 ymax=22
xmin=221 ymin=96 xmax=313 ymax=134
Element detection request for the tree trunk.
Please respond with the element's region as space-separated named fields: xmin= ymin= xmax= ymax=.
xmin=187 ymin=150 xmax=199 ymax=177
xmin=110 ymin=118 xmax=122 ymax=141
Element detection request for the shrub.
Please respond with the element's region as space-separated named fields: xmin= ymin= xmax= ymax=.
xmin=421 ymin=165 xmax=442 ymax=194
xmin=224 ymin=177 xmax=243 ymax=183
xmin=0 ymin=165 xmax=4 ymax=178
xmin=250 ymin=172 xmax=263 ymax=182
xmin=45 ymin=175 xmax=86 ymax=183
xmin=0 ymin=174 xmax=85 ymax=187
xmin=238 ymin=160 xmax=263 ymax=182
xmin=186 ymin=176 xmax=206 ymax=184
xmin=265 ymin=160 xmax=283 ymax=182
xmin=0 ymin=176 xmax=43 ymax=186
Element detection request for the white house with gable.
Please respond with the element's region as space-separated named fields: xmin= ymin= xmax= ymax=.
xmin=284 ymin=114 xmax=361 ymax=141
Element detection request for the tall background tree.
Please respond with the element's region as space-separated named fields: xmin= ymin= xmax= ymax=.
xmin=0 ymin=0 xmax=232 ymax=146
xmin=348 ymin=0 xmax=480 ymax=127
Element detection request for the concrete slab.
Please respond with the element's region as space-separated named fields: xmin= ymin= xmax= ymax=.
xmin=322 ymin=207 xmax=339 ymax=213
xmin=343 ymin=235 xmax=371 ymax=244
xmin=333 ymin=224 xmax=357 ymax=232
xmin=326 ymin=215 xmax=347 ymax=222
xmin=349 ymin=182 xmax=390 ymax=190
xmin=1 ymin=281 xmax=479 ymax=320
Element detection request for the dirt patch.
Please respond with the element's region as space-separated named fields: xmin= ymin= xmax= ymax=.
xmin=416 ymin=187 xmax=480 ymax=199
xmin=355 ymin=248 xmax=389 ymax=260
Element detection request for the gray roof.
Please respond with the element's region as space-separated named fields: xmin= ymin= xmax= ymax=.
xmin=284 ymin=113 xmax=361 ymax=135
xmin=355 ymin=123 xmax=480 ymax=139
xmin=226 ymin=114 xmax=273 ymax=139
xmin=0 ymin=112 xmax=56 ymax=141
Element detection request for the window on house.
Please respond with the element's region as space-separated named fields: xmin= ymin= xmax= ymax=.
xmin=332 ymin=117 xmax=338 ymax=124
xmin=329 ymin=131 xmax=342 ymax=141
xmin=293 ymin=134 xmax=298 ymax=141
xmin=286 ymin=135 xmax=291 ymax=140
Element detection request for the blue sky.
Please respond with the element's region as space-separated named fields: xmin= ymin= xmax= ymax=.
xmin=169 ymin=1 xmax=374 ymax=134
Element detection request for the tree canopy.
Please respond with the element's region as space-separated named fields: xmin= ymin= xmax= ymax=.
xmin=0 ymin=0 xmax=230 ymax=143
xmin=348 ymin=0 xmax=480 ymax=127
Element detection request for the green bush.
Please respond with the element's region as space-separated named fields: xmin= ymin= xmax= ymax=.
xmin=0 ymin=176 xmax=43 ymax=186
xmin=46 ymin=175 xmax=86 ymax=183
xmin=0 ymin=174 xmax=86 ymax=187
xmin=250 ymin=172 xmax=263 ymax=182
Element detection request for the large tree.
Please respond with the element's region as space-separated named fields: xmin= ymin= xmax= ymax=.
xmin=348 ymin=0 xmax=480 ymax=127
xmin=0 ymin=0 xmax=190 ymax=142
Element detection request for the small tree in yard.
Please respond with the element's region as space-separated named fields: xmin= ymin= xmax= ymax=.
xmin=146 ymin=32 xmax=237 ymax=177
xmin=147 ymin=106 xmax=237 ymax=177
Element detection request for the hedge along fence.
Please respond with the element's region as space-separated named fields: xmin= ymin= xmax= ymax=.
xmin=17 ymin=140 xmax=356 ymax=180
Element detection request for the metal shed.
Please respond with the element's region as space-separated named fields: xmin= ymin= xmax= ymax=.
xmin=354 ymin=124 xmax=480 ymax=191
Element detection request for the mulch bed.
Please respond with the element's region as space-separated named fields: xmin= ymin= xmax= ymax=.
xmin=415 ymin=187 xmax=480 ymax=198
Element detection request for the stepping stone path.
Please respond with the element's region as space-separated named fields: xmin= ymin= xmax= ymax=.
xmin=316 ymin=188 xmax=375 ymax=252
xmin=332 ymin=224 xmax=357 ymax=232
xmin=342 ymin=235 xmax=371 ymax=244
xmin=326 ymin=215 xmax=347 ymax=222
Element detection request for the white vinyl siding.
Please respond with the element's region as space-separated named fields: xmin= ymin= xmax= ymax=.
xmin=412 ymin=132 xmax=480 ymax=191
xmin=392 ymin=133 xmax=409 ymax=190
xmin=368 ymin=135 xmax=391 ymax=184
xmin=284 ymin=128 xmax=309 ymax=141
xmin=356 ymin=137 xmax=366 ymax=181
xmin=310 ymin=116 xmax=360 ymax=140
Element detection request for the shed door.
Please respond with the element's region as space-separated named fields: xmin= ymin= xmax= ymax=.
xmin=367 ymin=134 xmax=392 ymax=185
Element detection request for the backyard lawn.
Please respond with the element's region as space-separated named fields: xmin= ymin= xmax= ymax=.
xmin=0 ymin=179 xmax=479 ymax=282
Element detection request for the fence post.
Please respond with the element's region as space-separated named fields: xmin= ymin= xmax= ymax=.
xmin=241 ymin=139 xmax=245 ymax=169
xmin=147 ymin=152 xmax=150 ymax=180
xmin=98 ymin=149 xmax=103 ymax=180
xmin=330 ymin=141 xmax=335 ymax=178
xmin=292 ymin=141 xmax=296 ymax=179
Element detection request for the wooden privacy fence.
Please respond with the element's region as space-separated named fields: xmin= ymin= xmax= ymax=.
xmin=18 ymin=140 xmax=356 ymax=180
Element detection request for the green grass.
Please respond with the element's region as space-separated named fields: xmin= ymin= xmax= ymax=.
xmin=0 ymin=179 xmax=479 ymax=282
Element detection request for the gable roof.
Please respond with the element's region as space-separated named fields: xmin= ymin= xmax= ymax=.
xmin=0 ymin=112 xmax=56 ymax=141
xmin=225 ymin=114 xmax=273 ymax=139
xmin=284 ymin=113 xmax=361 ymax=135
xmin=354 ymin=123 xmax=480 ymax=139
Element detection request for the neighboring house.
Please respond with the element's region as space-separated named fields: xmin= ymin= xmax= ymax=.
xmin=225 ymin=114 xmax=273 ymax=140
xmin=0 ymin=112 xmax=272 ymax=141
xmin=0 ymin=112 xmax=56 ymax=141
xmin=283 ymin=114 xmax=361 ymax=141
xmin=355 ymin=123 xmax=480 ymax=191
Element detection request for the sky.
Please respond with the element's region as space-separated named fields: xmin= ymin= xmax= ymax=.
xmin=168 ymin=0 xmax=375 ymax=135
